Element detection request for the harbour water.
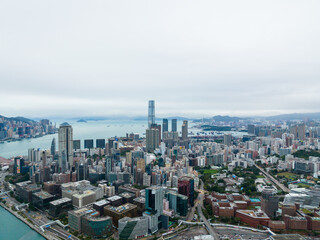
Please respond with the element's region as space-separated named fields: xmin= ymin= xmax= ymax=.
xmin=0 ymin=119 xmax=157 ymax=159
xmin=0 ymin=206 xmax=45 ymax=240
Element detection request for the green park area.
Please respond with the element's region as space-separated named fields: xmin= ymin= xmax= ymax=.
xmin=277 ymin=172 xmax=298 ymax=180
xmin=203 ymin=169 xmax=219 ymax=174
xmin=297 ymin=183 xmax=311 ymax=188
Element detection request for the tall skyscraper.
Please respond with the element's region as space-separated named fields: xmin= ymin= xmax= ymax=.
xmin=151 ymin=123 xmax=161 ymax=143
xmin=248 ymin=124 xmax=255 ymax=135
xmin=178 ymin=176 xmax=194 ymax=206
xmin=145 ymin=186 xmax=163 ymax=214
xmin=162 ymin=119 xmax=168 ymax=133
xmin=182 ymin=120 xmax=188 ymax=140
xmin=148 ymin=100 xmax=155 ymax=129
xmin=96 ymin=139 xmax=106 ymax=149
xmin=77 ymin=162 xmax=88 ymax=181
xmin=51 ymin=138 xmax=56 ymax=157
xmin=73 ymin=140 xmax=81 ymax=150
xmin=145 ymin=186 xmax=164 ymax=233
xmin=172 ymin=119 xmax=177 ymax=132
xmin=290 ymin=124 xmax=306 ymax=141
xmin=41 ymin=150 xmax=47 ymax=168
xmin=58 ymin=122 xmax=73 ymax=173
xmin=105 ymin=156 xmax=112 ymax=176
xmin=224 ymin=133 xmax=232 ymax=146
xmin=146 ymin=128 xmax=160 ymax=152
xmin=84 ymin=139 xmax=94 ymax=149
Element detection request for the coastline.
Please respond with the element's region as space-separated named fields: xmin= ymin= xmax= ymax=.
xmin=0 ymin=202 xmax=55 ymax=240
xmin=0 ymin=132 xmax=57 ymax=144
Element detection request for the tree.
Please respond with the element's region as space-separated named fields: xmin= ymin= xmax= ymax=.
xmin=28 ymin=203 xmax=36 ymax=211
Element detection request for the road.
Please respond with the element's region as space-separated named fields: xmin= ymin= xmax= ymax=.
xmin=213 ymin=226 xmax=270 ymax=240
xmin=196 ymin=180 xmax=219 ymax=240
xmin=254 ymin=164 xmax=290 ymax=193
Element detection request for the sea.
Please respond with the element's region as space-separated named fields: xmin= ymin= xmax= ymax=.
xmin=0 ymin=119 xmax=168 ymax=159
xmin=0 ymin=119 xmax=246 ymax=239
xmin=0 ymin=206 xmax=45 ymax=240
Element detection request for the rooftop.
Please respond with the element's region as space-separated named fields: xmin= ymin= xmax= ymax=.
xmin=16 ymin=180 xmax=32 ymax=187
xmin=119 ymin=192 xmax=135 ymax=198
xmin=94 ymin=199 xmax=110 ymax=206
xmin=133 ymin=197 xmax=145 ymax=203
xmin=73 ymin=190 xmax=95 ymax=198
xmin=50 ymin=197 xmax=72 ymax=206
xmin=33 ymin=191 xmax=54 ymax=199
xmin=84 ymin=214 xmax=111 ymax=221
xmin=69 ymin=207 xmax=98 ymax=216
xmin=119 ymin=216 xmax=148 ymax=223
xmin=237 ymin=209 xmax=269 ymax=219
xmin=107 ymin=195 xmax=122 ymax=202
xmin=105 ymin=203 xmax=136 ymax=213
xmin=60 ymin=122 xmax=71 ymax=127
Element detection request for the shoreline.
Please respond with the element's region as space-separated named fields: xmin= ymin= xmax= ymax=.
xmin=0 ymin=202 xmax=55 ymax=240
xmin=0 ymin=132 xmax=57 ymax=144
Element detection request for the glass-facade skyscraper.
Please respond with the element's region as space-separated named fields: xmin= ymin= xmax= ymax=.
xmin=172 ymin=119 xmax=177 ymax=132
xmin=58 ymin=122 xmax=73 ymax=173
xmin=148 ymin=100 xmax=155 ymax=129
xmin=162 ymin=118 xmax=168 ymax=132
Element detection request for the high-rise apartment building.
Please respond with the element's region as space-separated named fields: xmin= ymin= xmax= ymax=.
xmin=51 ymin=138 xmax=56 ymax=157
xmin=105 ymin=157 xmax=112 ymax=176
xmin=162 ymin=119 xmax=168 ymax=133
xmin=172 ymin=119 xmax=177 ymax=132
xmin=77 ymin=162 xmax=88 ymax=181
xmin=248 ymin=124 xmax=255 ymax=135
xmin=84 ymin=139 xmax=94 ymax=149
xmin=96 ymin=139 xmax=106 ymax=149
xmin=146 ymin=128 xmax=160 ymax=152
xmin=41 ymin=150 xmax=47 ymax=168
xmin=224 ymin=133 xmax=232 ymax=146
xmin=151 ymin=123 xmax=161 ymax=143
xmin=182 ymin=120 xmax=188 ymax=140
xmin=73 ymin=140 xmax=81 ymax=150
xmin=148 ymin=100 xmax=155 ymax=129
xmin=58 ymin=122 xmax=73 ymax=173
xmin=290 ymin=124 xmax=306 ymax=141
xmin=178 ymin=176 xmax=194 ymax=206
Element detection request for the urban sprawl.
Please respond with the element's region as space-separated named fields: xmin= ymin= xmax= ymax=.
xmin=1 ymin=101 xmax=320 ymax=240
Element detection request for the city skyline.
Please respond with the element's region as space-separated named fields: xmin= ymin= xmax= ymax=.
xmin=2 ymin=1 xmax=320 ymax=239
xmin=1 ymin=1 xmax=320 ymax=118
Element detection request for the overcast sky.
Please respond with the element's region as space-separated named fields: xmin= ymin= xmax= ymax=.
xmin=0 ymin=0 xmax=319 ymax=119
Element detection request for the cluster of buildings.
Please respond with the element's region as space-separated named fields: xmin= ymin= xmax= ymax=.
xmin=13 ymin=178 xmax=190 ymax=238
xmin=5 ymin=100 xmax=320 ymax=239
xmin=205 ymin=188 xmax=320 ymax=232
xmin=0 ymin=117 xmax=56 ymax=141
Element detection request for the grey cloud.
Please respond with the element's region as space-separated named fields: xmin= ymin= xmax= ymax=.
xmin=0 ymin=0 xmax=320 ymax=118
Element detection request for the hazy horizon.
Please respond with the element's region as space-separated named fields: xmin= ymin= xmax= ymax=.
xmin=1 ymin=0 xmax=320 ymax=118
xmin=2 ymin=110 xmax=320 ymax=121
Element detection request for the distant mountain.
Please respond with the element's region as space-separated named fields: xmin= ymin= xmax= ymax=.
xmin=0 ymin=115 xmax=36 ymax=124
xmin=265 ymin=112 xmax=320 ymax=121
xmin=194 ymin=115 xmax=247 ymax=123
xmin=77 ymin=119 xmax=87 ymax=123
xmin=212 ymin=115 xmax=247 ymax=122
